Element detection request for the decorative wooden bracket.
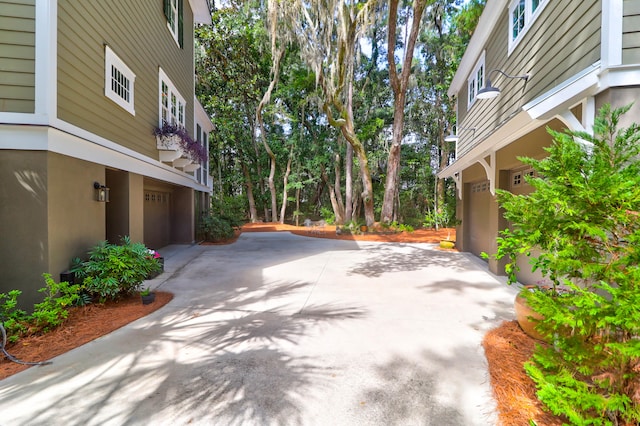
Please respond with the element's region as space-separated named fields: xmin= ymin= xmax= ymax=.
xmin=477 ymin=151 xmax=496 ymax=195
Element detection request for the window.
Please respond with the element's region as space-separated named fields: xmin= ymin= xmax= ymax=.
xmin=163 ymin=0 xmax=184 ymax=47
xmin=508 ymin=0 xmax=548 ymax=54
xmin=511 ymin=168 xmax=535 ymax=189
xmin=467 ymin=52 xmax=485 ymax=109
xmin=159 ymin=68 xmax=186 ymax=127
xmin=104 ymin=46 xmax=135 ymax=115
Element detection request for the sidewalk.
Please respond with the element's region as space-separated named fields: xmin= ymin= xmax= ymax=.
xmin=0 ymin=232 xmax=518 ymax=425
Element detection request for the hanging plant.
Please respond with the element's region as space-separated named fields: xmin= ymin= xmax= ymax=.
xmin=153 ymin=121 xmax=207 ymax=163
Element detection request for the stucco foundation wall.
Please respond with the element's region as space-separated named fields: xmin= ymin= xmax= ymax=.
xmin=595 ymin=87 xmax=640 ymax=128
xmin=47 ymin=153 xmax=105 ymax=290
xmin=0 ymin=150 xmax=48 ymax=308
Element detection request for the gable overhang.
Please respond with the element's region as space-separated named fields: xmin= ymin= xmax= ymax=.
xmin=190 ymin=0 xmax=212 ymax=24
xmin=448 ymin=0 xmax=509 ymax=98
xmin=523 ymin=62 xmax=601 ymax=121
xmin=438 ymin=110 xmax=541 ymax=180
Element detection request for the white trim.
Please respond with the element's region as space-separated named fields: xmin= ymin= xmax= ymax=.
xmin=166 ymin=0 xmax=180 ymax=45
xmin=598 ymin=64 xmax=640 ymax=89
xmin=438 ymin=111 xmax=541 ymax=179
xmin=0 ymin=112 xmax=49 ymax=125
xmin=467 ymin=51 xmax=486 ymax=110
xmin=158 ymin=68 xmax=186 ymax=126
xmin=601 ymin=0 xmax=623 ymax=69
xmin=104 ymin=46 xmax=136 ymax=115
xmin=582 ymin=97 xmax=595 ymax=132
xmin=189 ymin=0 xmax=211 ymax=24
xmin=448 ymin=0 xmax=508 ymax=97
xmin=195 ymin=98 xmax=214 ymax=132
xmin=477 ymin=151 xmax=496 ymax=195
xmin=35 ymin=0 xmax=57 ymax=118
xmin=0 ymin=123 xmax=211 ymax=193
xmin=522 ymin=62 xmax=601 ymax=120
xmin=557 ymin=110 xmax=586 ymax=133
xmin=508 ymin=0 xmax=549 ymax=56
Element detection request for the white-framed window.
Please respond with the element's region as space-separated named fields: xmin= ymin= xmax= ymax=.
xmin=472 ymin=181 xmax=490 ymax=193
xmin=104 ymin=46 xmax=135 ymax=115
xmin=163 ymin=0 xmax=183 ymax=48
xmin=467 ymin=51 xmax=485 ymax=110
xmin=511 ymin=167 xmax=536 ymax=188
xmin=508 ymin=0 xmax=548 ymax=54
xmin=158 ymin=68 xmax=186 ymax=126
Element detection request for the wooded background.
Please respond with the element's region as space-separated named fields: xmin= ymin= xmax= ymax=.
xmin=196 ymin=0 xmax=484 ymax=228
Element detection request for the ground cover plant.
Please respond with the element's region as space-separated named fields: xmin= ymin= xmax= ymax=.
xmin=72 ymin=236 xmax=162 ymax=302
xmin=490 ymin=104 xmax=640 ymax=424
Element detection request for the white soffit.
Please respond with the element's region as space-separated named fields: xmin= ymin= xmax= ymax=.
xmin=190 ymin=0 xmax=211 ymax=24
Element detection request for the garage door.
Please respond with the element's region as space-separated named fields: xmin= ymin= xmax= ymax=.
xmin=144 ymin=190 xmax=171 ymax=249
xmin=467 ymin=180 xmax=491 ymax=257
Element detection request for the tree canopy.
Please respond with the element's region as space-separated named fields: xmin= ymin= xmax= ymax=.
xmin=196 ymin=0 xmax=485 ymax=228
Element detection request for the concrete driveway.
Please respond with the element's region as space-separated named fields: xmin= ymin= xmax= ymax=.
xmin=0 ymin=232 xmax=518 ymax=426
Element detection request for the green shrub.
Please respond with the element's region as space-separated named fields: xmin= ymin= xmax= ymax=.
xmin=31 ymin=274 xmax=81 ymax=332
xmin=199 ymin=215 xmax=236 ymax=242
xmin=319 ymin=207 xmax=336 ymax=225
xmin=73 ymin=236 xmax=162 ymax=301
xmin=491 ymin=104 xmax=640 ymax=424
xmin=0 ymin=289 xmax=28 ymax=343
xmin=423 ymin=207 xmax=455 ymax=229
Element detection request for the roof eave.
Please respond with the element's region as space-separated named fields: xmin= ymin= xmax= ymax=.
xmin=448 ymin=0 xmax=508 ymax=98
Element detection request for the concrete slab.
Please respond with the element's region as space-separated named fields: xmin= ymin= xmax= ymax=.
xmin=0 ymin=232 xmax=518 ymax=425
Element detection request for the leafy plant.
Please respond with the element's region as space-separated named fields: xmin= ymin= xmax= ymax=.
xmin=491 ymin=104 xmax=640 ymax=424
xmin=0 ymin=290 xmax=28 ymax=343
xmin=140 ymin=287 xmax=152 ymax=296
xmin=154 ymin=120 xmax=207 ymax=163
xmin=73 ymin=236 xmax=162 ymax=301
xmin=31 ymin=274 xmax=81 ymax=332
xmin=199 ymin=214 xmax=236 ymax=242
xmin=319 ymin=207 xmax=336 ymax=225
xmin=423 ymin=208 xmax=455 ymax=229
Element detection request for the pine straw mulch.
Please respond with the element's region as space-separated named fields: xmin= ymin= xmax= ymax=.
xmin=0 ymin=291 xmax=173 ymax=381
xmin=483 ymin=320 xmax=566 ymax=425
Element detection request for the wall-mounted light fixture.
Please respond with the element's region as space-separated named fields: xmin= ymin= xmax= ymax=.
xmin=477 ymin=69 xmax=530 ymax=100
xmin=94 ymin=181 xmax=110 ymax=202
xmin=445 ymin=127 xmax=476 ymax=142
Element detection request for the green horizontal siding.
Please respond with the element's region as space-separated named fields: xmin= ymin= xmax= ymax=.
xmin=457 ymin=1 xmax=601 ymax=159
xmin=623 ymin=0 xmax=640 ymax=64
xmin=0 ymin=0 xmax=35 ymax=113
xmin=57 ymin=0 xmax=195 ymax=159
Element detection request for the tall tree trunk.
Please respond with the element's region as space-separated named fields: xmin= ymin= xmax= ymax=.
xmin=240 ymin=158 xmax=258 ymax=223
xmin=345 ymin=143 xmax=353 ymax=222
xmin=320 ymin=165 xmax=344 ymax=225
xmin=381 ymin=0 xmax=429 ymax=223
xmin=311 ymin=180 xmax=325 ymax=213
xmin=333 ymin=153 xmax=346 ymax=225
xmin=279 ymin=145 xmax=293 ymax=224
xmin=345 ymin=80 xmax=354 ymax=223
xmin=256 ymin=47 xmax=285 ymax=223
xmin=250 ymin=118 xmax=268 ymax=221
xmin=295 ymin=170 xmax=301 ymax=227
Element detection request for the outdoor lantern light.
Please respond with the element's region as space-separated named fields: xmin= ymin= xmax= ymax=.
xmin=477 ymin=69 xmax=530 ymax=100
xmin=94 ymin=181 xmax=110 ymax=202
xmin=445 ymin=126 xmax=476 ymax=142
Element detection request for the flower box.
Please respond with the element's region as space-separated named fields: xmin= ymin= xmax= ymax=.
xmin=183 ymin=163 xmax=201 ymax=172
xmin=156 ymin=134 xmax=183 ymax=162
